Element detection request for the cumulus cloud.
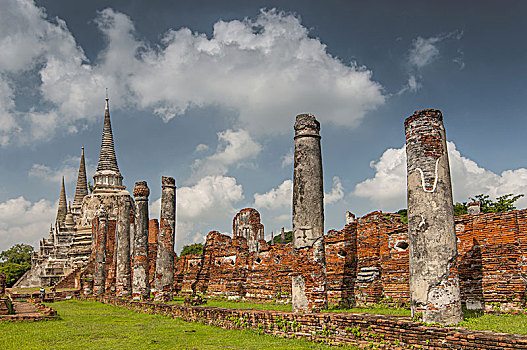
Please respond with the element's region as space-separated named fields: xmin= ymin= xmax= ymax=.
xmin=353 ymin=141 xmax=527 ymax=211
xmin=325 ymin=176 xmax=344 ymax=205
xmin=150 ymin=175 xmax=244 ymax=252
xmin=254 ymin=175 xmax=344 ymax=210
xmin=254 ymin=179 xmax=292 ymax=210
xmin=28 ymin=154 xmax=96 ymax=185
xmin=191 ymin=129 xmax=262 ymax=179
xmin=0 ymin=196 xmax=56 ymax=249
xmin=0 ymin=2 xmax=385 ymax=145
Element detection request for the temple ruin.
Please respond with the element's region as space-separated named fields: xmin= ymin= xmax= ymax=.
xmin=14 ymin=105 xmax=527 ymax=318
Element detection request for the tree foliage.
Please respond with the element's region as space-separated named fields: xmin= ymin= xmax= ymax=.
xmin=454 ymin=193 xmax=524 ymax=215
xmin=180 ymin=243 xmax=204 ymax=257
xmin=397 ymin=193 xmax=523 ymax=223
xmin=267 ymin=231 xmax=293 ymax=244
xmin=396 ymin=209 xmax=408 ymax=224
xmin=0 ymin=243 xmax=33 ymax=287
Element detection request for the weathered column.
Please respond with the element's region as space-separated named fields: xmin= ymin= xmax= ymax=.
xmin=154 ymin=176 xmax=176 ymax=301
xmin=115 ymin=197 xmax=132 ymax=298
xmin=292 ymin=113 xmax=327 ymax=312
xmin=132 ymin=181 xmax=150 ymax=300
xmin=280 ymin=227 xmax=285 ymax=245
xmin=93 ymin=208 xmax=108 ymax=296
xmin=405 ymin=109 xmax=463 ymax=325
xmin=271 ymin=231 xmax=274 ymax=245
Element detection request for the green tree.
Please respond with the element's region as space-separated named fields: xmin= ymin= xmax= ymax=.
xmin=396 ymin=209 xmax=408 ymax=224
xmin=453 ymin=202 xmax=468 ymax=216
xmin=0 ymin=243 xmax=33 ymax=287
xmin=180 ymin=243 xmax=204 ymax=257
xmin=267 ymin=231 xmax=293 ymax=244
xmin=470 ymin=193 xmax=524 ymax=213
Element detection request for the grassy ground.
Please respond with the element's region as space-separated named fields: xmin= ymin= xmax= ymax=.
xmin=0 ymin=300 xmax=358 ymax=350
xmin=324 ymin=306 xmax=411 ymax=316
xmin=170 ymin=297 xmax=293 ymax=312
xmin=457 ymin=310 xmax=527 ymax=335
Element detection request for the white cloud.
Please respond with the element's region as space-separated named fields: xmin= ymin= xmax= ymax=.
xmin=400 ymin=30 xmax=463 ymax=94
xmin=325 ymin=176 xmax=344 ymax=205
xmin=281 ymin=148 xmax=293 ymax=168
xmin=353 ymin=141 xmax=527 ymax=211
xmin=0 ymin=196 xmax=56 ymax=250
xmin=0 ymin=3 xmax=385 ymax=145
xmin=150 ymin=175 xmax=244 ymax=252
xmin=254 ymin=179 xmax=292 ymax=210
xmin=28 ymin=154 xmax=96 ymax=185
xmin=409 ymin=36 xmax=441 ymax=69
xmin=191 ymin=129 xmax=261 ymax=179
xmin=195 ymin=143 xmax=209 ymax=153
xmin=254 ymin=175 xmax=344 ymax=210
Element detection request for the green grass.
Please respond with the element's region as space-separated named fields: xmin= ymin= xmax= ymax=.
xmin=457 ymin=310 xmax=527 ymax=335
xmin=170 ymin=297 xmax=292 ymax=312
xmin=324 ymin=306 xmax=411 ymax=316
xmin=0 ymin=300 xmax=357 ymax=350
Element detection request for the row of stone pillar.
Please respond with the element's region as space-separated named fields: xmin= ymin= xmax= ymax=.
xmin=93 ymin=176 xmax=176 ymax=301
xmin=291 ymin=109 xmax=463 ymax=325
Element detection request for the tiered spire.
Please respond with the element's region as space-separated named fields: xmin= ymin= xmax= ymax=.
xmin=72 ymin=147 xmax=88 ymax=208
xmin=96 ymin=98 xmax=120 ymax=173
xmin=93 ymin=96 xmax=124 ymax=190
xmin=56 ymin=176 xmax=68 ymax=222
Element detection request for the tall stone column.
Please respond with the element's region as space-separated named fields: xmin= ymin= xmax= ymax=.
xmin=132 ymin=181 xmax=150 ymax=300
xmin=280 ymin=227 xmax=285 ymax=245
xmin=93 ymin=208 xmax=108 ymax=296
xmin=405 ymin=109 xmax=463 ymax=325
xmin=115 ymin=197 xmax=132 ymax=298
xmin=154 ymin=176 xmax=176 ymax=301
xmin=292 ymin=113 xmax=327 ymax=312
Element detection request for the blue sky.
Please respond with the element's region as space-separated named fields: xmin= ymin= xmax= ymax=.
xmin=1 ymin=0 xmax=527 ymax=253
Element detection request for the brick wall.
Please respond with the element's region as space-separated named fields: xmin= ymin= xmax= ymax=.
xmin=173 ymin=209 xmax=527 ymax=311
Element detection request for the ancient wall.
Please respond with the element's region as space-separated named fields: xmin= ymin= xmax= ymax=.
xmin=174 ymin=209 xmax=527 ymax=311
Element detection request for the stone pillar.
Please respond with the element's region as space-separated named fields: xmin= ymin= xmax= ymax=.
xmin=280 ymin=227 xmax=285 ymax=245
xmin=154 ymin=176 xmax=176 ymax=301
xmin=271 ymin=231 xmax=274 ymax=245
xmin=132 ymin=181 xmax=150 ymax=300
xmin=93 ymin=209 xmax=108 ymax=296
xmin=292 ymin=113 xmax=327 ymax=313
xmin=405 ymin=109 xmax=463 ymax=325
xmin=115 ymin=197 xmax=132 ymax=298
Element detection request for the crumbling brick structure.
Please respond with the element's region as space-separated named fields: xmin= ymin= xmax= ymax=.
xmin=233 ymin=208 xmax=264 ymax=253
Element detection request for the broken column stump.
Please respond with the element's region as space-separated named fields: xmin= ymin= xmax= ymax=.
xmin=292 ymin=113 xmax=328 ymax=312
xmin=132 ymin=181 xmax=150 ymax=300
xmin=154 ymin=176 xmax=176 ymax=301
xmin=405 ymin=109 xmax=463 ymax=325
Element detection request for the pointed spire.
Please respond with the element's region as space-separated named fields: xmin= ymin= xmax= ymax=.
xmin=56 ymin=176 xmax=68 ymax=222
xmin=72 ymin=147 xmax=88 ymax=208
xmin=96 ymin=97 xmax=120 ymax=173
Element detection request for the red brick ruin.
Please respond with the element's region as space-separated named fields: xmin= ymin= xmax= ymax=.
xmin=27 ymin=103 xmax=527 ymax=327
